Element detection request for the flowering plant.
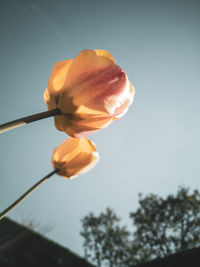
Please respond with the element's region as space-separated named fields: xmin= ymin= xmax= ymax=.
xmin=0 ymin=49 xmax=135 ymax=219
xmin=44 ymin=49 xmax=134 ymax=137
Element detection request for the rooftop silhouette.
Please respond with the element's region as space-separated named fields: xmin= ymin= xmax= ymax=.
xmin=0 ymin=217 xmax=94 ymax=267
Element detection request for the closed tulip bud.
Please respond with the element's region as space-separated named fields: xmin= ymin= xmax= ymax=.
xmin=44 ymin=49 xmax=135 ymax=137
xmin=0 ymin=137 xmax=99 ymax=219
xmin=52 ymin=137 xmax=99 ymax=179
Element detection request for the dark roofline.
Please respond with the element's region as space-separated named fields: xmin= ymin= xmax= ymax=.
xmin=0 ymin=217 xmax=94 ymax=267
xmin=135 ymin=246 xmax=200 ymax=267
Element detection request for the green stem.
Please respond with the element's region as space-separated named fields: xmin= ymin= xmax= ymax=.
xmin=0 ymin=169 xmax=59 ymax=220
xmin=0 ymin=108 xmax=61 ymax=134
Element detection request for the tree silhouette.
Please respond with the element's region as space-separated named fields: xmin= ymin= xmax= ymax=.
xmin=81 ymin=207 xmax=131 ymax=267
xmin=130 ymin=187 xmax=200 ymax=263
xmin=81 ymin=187 xmax=200 ymax=266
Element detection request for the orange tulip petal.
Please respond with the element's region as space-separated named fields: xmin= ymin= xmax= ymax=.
xmin=66 ymin=117 xmax=113 ymax=138
xmin=52 ymin=137 xmax=99 ymax=178
xmin=94 ymin=49 xmax=115 ymax=64
xmin=44 ymin=59 xmax=73 ymax=111
xmin=65 ymin=152 xmax=98 ymax=177
xmin=114 ymin=81 xmax=135 ymax=118
xmin=64 ymin=49 xmax=115 ymax=88
xmin=54 ymin=115 xmax=107 ymax=137
xmin=43 ymin=88 xmax=57 ymax=110
xmin=48 ymin=59 xmax=73 ymax=96
xmin=59 ymin=64 xmax=127 ymax=115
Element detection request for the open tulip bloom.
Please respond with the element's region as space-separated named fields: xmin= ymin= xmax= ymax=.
xmin=0 ymin=49 xmax=135 ymax=135
xmin=0 ymin=137 xmax=99 ymax=220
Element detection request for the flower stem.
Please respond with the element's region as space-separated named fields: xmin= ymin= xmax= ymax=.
xmin=0 ymin=108 xmax=61 ymax=134
xmin=0 ymin=169 xmax=59 ymax=220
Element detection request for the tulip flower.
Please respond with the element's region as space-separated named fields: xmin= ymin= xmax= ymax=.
xmin=0 ymin=137 xmax=99 ymax=220
xmin=0 ymin=49 xmax=134 ymax=135
xmin=52 ymin=137 xmax=99 ymax=179
xmin=44 ymin=49 xmax=135 ymax=137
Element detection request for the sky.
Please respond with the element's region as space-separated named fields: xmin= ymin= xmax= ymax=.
xmin=0 ymin=0 xmax=200 ymax=257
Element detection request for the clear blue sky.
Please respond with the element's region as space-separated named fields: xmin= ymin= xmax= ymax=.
xmin=0 ymin=0 xmax=200 ymax=256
